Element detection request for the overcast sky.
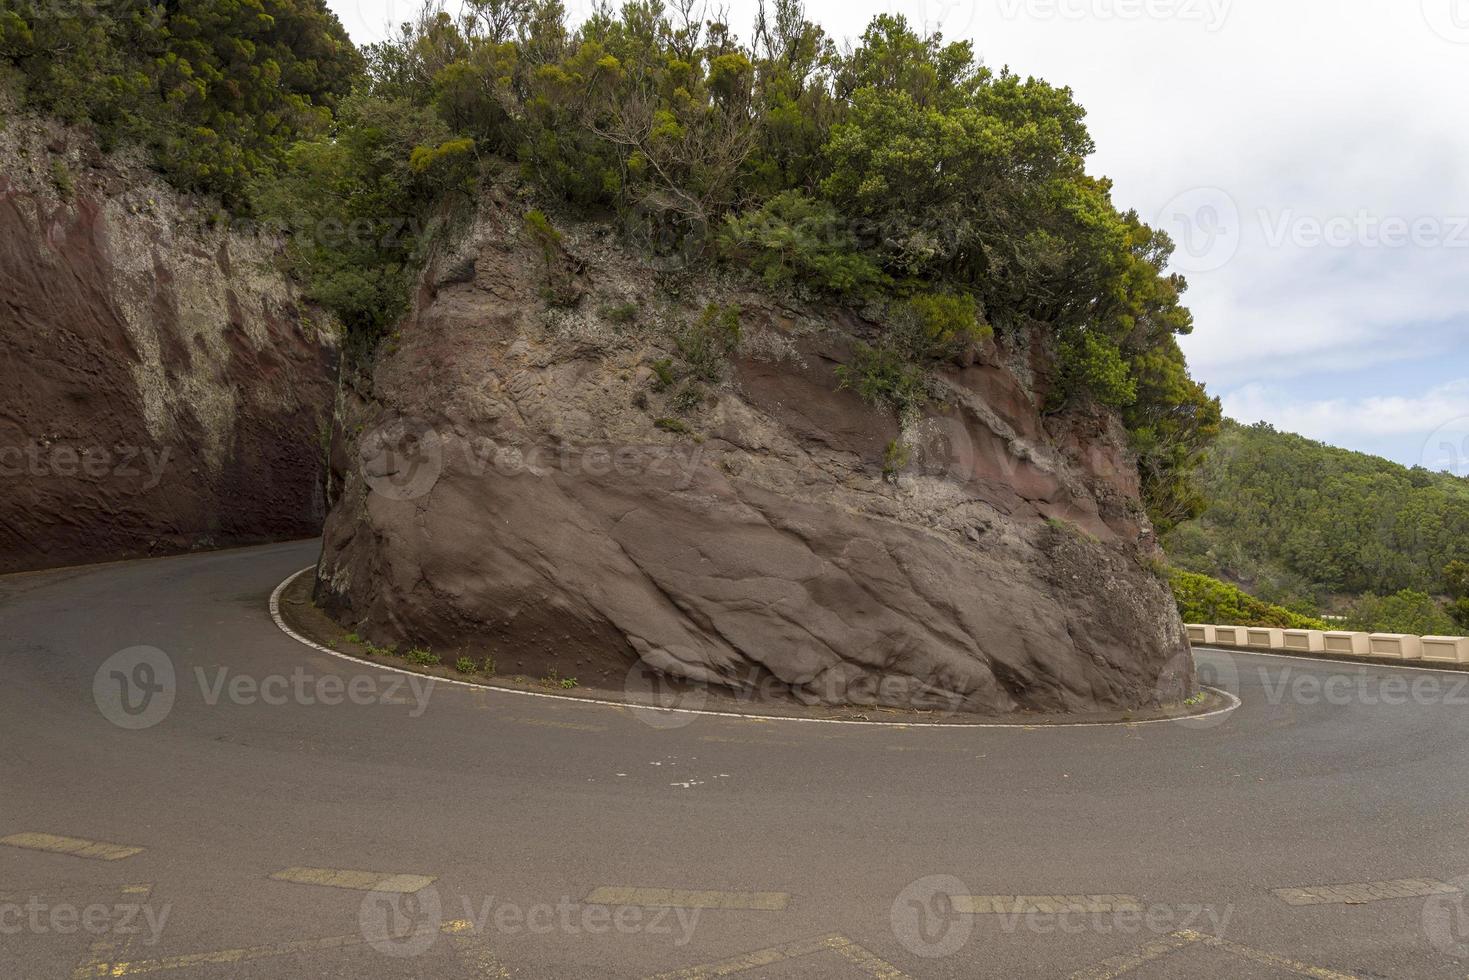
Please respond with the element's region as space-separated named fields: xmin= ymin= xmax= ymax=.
xmin=330 ymin=0 xmax=1469 ymax=475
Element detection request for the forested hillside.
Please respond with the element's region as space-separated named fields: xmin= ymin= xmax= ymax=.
xmin=1164 ymin=420 xmax=1469 ymax=630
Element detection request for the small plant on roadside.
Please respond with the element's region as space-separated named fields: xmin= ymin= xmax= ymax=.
xmin=480 ymin=656 xmax=497 ymax=675
xmin=540 ymin=668 xmax=578 ymax=689
xmin=455 ymin=656 xmax=476 ymax=674
xmin=342 ymin=632 xmax=362 ymax=645
xmin=406 ymin=647 xmax=440 ymax=666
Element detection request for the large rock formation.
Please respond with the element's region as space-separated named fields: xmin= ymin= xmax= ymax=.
xmin=0 ymin=114 xmax=336 ymax=572
xmin=315 ymin=179 xmax=1192 ymax=715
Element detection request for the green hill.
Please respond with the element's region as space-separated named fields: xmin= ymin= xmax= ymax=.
xmin=1164 ymin=420 xmax=1469 ymax=625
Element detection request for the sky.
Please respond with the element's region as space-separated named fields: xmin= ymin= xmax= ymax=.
xmin=329 ymin=0 xmax=1469 ymax=475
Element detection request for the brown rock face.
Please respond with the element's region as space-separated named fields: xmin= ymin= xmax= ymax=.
xmin=0 ymin=117 xmax=335 ymax=572
xmin=315 ymin=185 xmax=1192 ymax=716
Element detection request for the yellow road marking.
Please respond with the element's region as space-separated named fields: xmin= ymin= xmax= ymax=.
xmin=1066 ymin=931 xmax=1196 ymax=979
xmin=72 ymin=884 xmax=154 ymax=979
xmin=1 ymin=832 xmax=144 ymax=861
xmin=1272 ymin=878 xmax=1457 ymax=906
xmin=269 ymin=867 xmax=435 ymax=893
xmin=645 ymin=932 xmax=911 ymax=979
xmin=697 ymin=735 xmax=799 ymax=747
xmin=1181 ymin=929 xmax=1360 ymax=980
xmin=1068 ymin=929 xmax=1359 ymax=980
xmin=79 ymin=919 xmax=474 ymax=977
xmin=954 ymin=895 xmax=1143 ymax=914
xmin=584 ymin=887 xmax=788 ymax=911
xmin=508 ymin=716 xmax=607 ymax=732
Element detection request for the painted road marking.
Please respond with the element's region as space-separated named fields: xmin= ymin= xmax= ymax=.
xmin=72 ymin=883 xmax=154 ymax=979
xmin=0 ymin=832 xmax=144 ymax=861
xmin=508 ymin=716 xmax=608 ymax=732
xmin=75 ymin=919 xmax=481 ymax=977
xmin=1065 ymin=931 xmax=1196 ymax=980
xmin=1067 ymin=928 xmax=1358 ymax=980
xmin=583 ymin=887 xmax=789 ymax=911
xmin=954 ymin=895 xmax=1143 ymax=914
xmin=646 ymin=932 xmax=910 ymax=979
xmin=1272 ymin=878 xmax=1458 ymax=906
xmin=269 ymin=867 xmax=436 ymax=893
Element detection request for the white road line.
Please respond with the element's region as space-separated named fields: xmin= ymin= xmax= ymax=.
xmin=272 ymin=567 xmax=1242 ymax=730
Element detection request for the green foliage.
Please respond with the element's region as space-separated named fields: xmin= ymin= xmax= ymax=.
xmin=405 ymin=646 xmax=440 ymax=666
xmin=836 ymin=342 xmax=927 ymax=421
xmin=1342 ymin=590 xmax=1458 ymax=636
xmin=650 ymin=358 xmax=675 ymax=391
xmin=654 ymin=417 xmax=691 ymax=434
xmin=898 ymin=291 xmax=990 ymax=359
xmin=480 ymin=655 xmax=497 ymax=674
xmin=49 ymin=159 xmax=73 ymax=199
xmin=719 ymin=190 xmax=888 ymax=298
xmin=3 ymin=0 xmax=360 ymax=203
xmin=1164 ymin=420 xmax=1469 ymax=599
xmin=599 ymin=301 xmax=639 ymax=324
xmin=253 ymin=93 xmax=462 ymax=359
xmin=455 ymin=656 xmax=477 ymax=673
xmin=1169 ymin=569 xmax=1328 ymax=630
xmin=882 ymin=439 xmax=909 ymax=481
xmin=675 ymin=303 xmax=741 ymax=382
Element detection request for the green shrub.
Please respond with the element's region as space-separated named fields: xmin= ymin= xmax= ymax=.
xmin=836 ymin=343 xmax=927 ymax=421
xmin=675 ymin=304 xmax=741 ymax=382
xmin=405 ymin=647 xmax=440 ymax=666
xmin=898 ymin=292 xmax=991 ymax=359
xmin=719 ymin=191 xmax=889 ymax=298
xmin=455 ymin=656 xmax=476 ymax=674
xmin=1169 ymin=570 xmax=1327 ymax=630
xmin=1342 ymin=590 xmax=1457 ymax=636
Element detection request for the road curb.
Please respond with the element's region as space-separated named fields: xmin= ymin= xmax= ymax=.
xmin=271 ymin=567 xmax=1243 ymax=730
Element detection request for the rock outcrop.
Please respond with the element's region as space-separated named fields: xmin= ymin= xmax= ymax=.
xmin=315 ymin=177 xmax=1193 ymax=715
xmin=0 ymin=114 xmax=336 ymax=572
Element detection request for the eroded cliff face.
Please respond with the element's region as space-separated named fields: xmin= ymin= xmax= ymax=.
xmin=0 ymin=115 xmax=336 ymax=572
xmin=315 ymin=178 xmax=1192 ymax=715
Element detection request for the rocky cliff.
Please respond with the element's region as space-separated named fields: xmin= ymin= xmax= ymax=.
xmin=0 ymin=114 xmax=336 ymax=573
xmin=314 ymin=176 xmax=1193 ymax=716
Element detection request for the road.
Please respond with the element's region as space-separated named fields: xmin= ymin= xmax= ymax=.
xmin=3 ymin=539 xmax=1469 ymax=978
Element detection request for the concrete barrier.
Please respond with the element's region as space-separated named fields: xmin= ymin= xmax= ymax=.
xmin=1368 ymin=634 xmax=1423 ymax=660
xmin=1246 ymin=627 xmax=1284 ymax=650
xmin=1323 ymin=631 xmax=1371 ymax=656
xmin=1195 ymin=624 xmax=1466 ymax=665
xmin=1282 ymin=629 xmax=1324 ymax=652
xmin=1186 ymin=624 xmax=1214 ymax=644
xmin=1421 ymin=636 xmax=1469 ymax=664
xmin=1212 ymin=626 xmax=1246 ymax=647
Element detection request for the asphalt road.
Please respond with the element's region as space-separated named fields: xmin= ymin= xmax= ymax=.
xmin=4 ymin=539 xmax=1469 ymax=979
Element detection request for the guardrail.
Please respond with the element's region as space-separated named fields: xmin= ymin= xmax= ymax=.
xmin=1187 ymin=625 xmax=1469 ymax=665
